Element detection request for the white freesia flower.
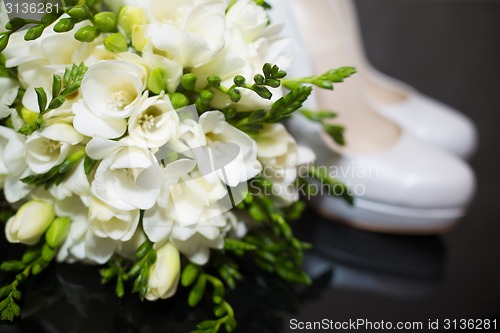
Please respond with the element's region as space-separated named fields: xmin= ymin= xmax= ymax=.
xmin=86 ymin=137 xmax=163 ymax=211
xmin=88 ymin=196 xmax=140 ymax=241
xmin=128 ymin=94 xmax=179 ymax=148
xmin=5 ymin=200 xmax=55 ymax=245
xmin=3 ymin=19 xmax=105 ymax=88
xmin=158 ymin=159 xmax=228 ymax=226
xmin=56 ymin=196 xmax=119 ymax=264
xmin=145 ymin=0 xmax=227 ymax=67
xmin=140 ymin=44 xmax=183 ymax=93
xmin=193 ymin=0 xmax=288 ymax=112
xmin=226 ymin=0 xmax=268 ymax=43
xmin=0 ymin=126 xmax=31 ymax=203
xmin=145 ymin=242 xmax=180 ymax=301
xmin=0 ymin=85 xmax=18 ymax=119
xmin=73 ymin=60 xmax=147 ymax=139
xmin=256 ymin=124 xmax=315 ymax=206
xmin=49 ymin=160 xmax=90 ymax=201
xmin=25 ymin=123 xmax=84 ymax=174
xmin=169 ymin=111 xmax=261 ymax=187
xmin=199 ymin=111 xmax=262 ymax=185
xmin=144 ymin=201 xmax=238 ymax=265
xmin=0 ymin=2 xmax=9 ymax=33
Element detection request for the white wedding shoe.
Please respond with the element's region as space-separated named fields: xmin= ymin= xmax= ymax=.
xmin=273 ymin=0 xmax=478 ymax=159
xmin=271 ymin=0 xmax=476 ymax=233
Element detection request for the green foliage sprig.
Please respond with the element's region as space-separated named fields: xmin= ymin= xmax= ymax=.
xmin=182 ymin=264 xmax=238 ymax=333
xmin=0 ymin=217 xmax=70 ymax=322
xmin=100 ymin=239 xmax=157 ymax=301
xmin=20 ymin=148 xmax=86 ymax=189
xmin=0 ymin=0 xmax=118 ymax=54
xmin=18 ymin=63 xmax=87 ymax=136
xmin=233 ymin=85 xmax=313 ymax=133
xmin=282 ymin=66 xmax=357 ymax=90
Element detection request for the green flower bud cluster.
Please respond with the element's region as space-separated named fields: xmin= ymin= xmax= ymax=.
xmin=0 ymin=205 xmax=71 ymax=322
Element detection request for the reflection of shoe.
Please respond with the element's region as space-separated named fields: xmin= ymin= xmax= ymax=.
xmin=272 ymin=0 xmax=478 ymax=159
xmin=298 ymin=212 xmax=445 ymax=298
xmin=273 ymin=0 xmax=477 ymax=233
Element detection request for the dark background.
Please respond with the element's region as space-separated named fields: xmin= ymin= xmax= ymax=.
xmin=286 ymin=0 xmax=500 ymax=331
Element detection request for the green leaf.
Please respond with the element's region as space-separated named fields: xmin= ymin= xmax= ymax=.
xmin=0 ymin=298 xmax=20 ymax=321
xmin=0 ymin=35 xmax=10 ymax=53
xmin=48 ymin=96 xmax=66 ymax=110
xmin=323 ymin=123 xmax=345 ymax=146
xmin=35 ymin=88 xmax=47 ymax=113
xmin=324 ymin=66 xmax=357 ymax=82
xmin=300 ymin=109 xmax=337 ymax=122
xmin=52 ymin=75 xmax=62 ymax=97
xmin=251 ymin=85 xmax=272 ymax=100
xmin=265 ymin=86 xmax=312 ymax=123
xmin=0 ymin=286 xmax=12 ymax=300
xmin=252 ymin=0 xmax=272 ymax=9
xmin=84 ymin=156 xmax=97 ymax=175
xmin=311 ymin=79 xmax=333 ymax=90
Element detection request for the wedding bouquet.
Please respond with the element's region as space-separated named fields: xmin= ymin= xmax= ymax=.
xmin=0 ymin=0 xmax=354 ymax=330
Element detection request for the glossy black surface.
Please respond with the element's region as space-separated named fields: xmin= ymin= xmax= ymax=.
xmin=1 ymin=0 xmax=500 ymax=332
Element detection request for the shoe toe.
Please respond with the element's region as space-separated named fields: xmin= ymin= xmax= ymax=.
xmin=358 ymin=133 xmax=476 ymax=209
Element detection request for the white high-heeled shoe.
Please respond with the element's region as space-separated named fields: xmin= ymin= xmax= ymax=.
xmin=270 ymin=0 xmax=476 ymax=233
xmin=275 ymin=0 xmax=478 ymax=159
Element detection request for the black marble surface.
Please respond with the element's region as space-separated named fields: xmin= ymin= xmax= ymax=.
xmin=1 ymin=0 xmax=500 ymax=332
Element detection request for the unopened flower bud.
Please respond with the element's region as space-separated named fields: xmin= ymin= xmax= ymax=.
xmin=94 ymin=12 xmax=117 ymax=32
xmin=181 ymin=74 xmax=197 ymax=91
xmin=53 ymin=18 xmax=75 ymax=33
xmin=145 ymin=243 xmax=180 ymax=301
xmin=104 ymin=32 xmax=128 ymax=53
xmin=68 ymin=5 xmax=89 ymax=20
xmin=131 ymin=25 xmax=148 ymax=51
xmin=118 ymin=6 xmax=144 ymax=37
xmin=74 ymin=25 xmax=98 ymax=42
xmin=147 ymin=68 xmax=166 ymax=95
xmin=5 ymin=200 xmax=55 ymax=245
xmin=170 ymin=93 xmax=189 ymax=109
xmin=45 ymin=217 xmax=71 ymax=248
